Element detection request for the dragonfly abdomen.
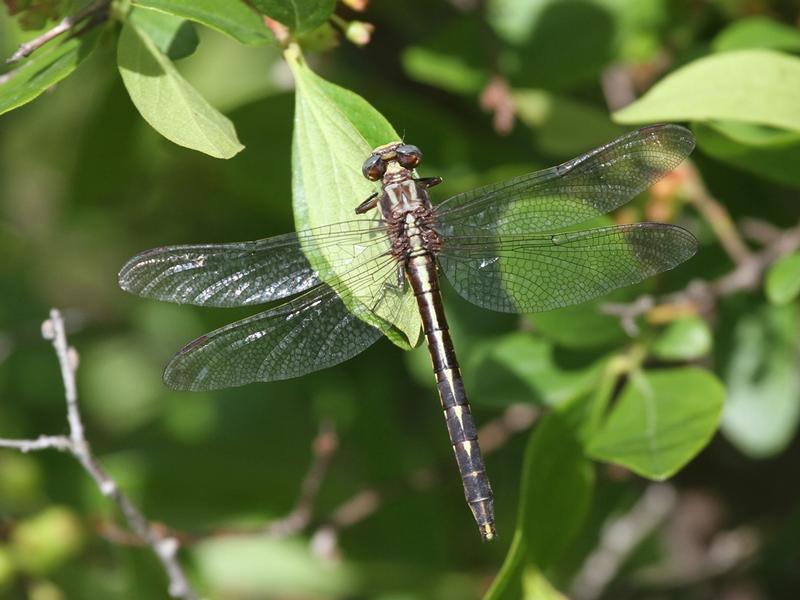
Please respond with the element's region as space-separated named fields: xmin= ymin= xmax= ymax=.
xmin=406 ymin=254 xmax=496 ymax=541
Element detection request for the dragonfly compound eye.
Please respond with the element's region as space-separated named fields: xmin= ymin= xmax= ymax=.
xmin=396 ymin=144 xmax=422 ymax=169
xmin=362 ymin=154 xmax=386 ymax=181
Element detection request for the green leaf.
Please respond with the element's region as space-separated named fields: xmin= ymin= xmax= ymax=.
xmin=766 ymin=252 xmax=800 ymax=305
xmin=117 ymin=21 xmax=244 ymax=159
xmin=0 ymin=27 xmax=102 ymax=116
xmin=485 ymin=414 xmax=592 ymax=600
xmin=469 ymin=333 xmax=606 ymax=408
xmin=651 ymin=316 xmax=712 ymax=361
xmin=251 ymin=0 xmax=335 ymax=34
xmin=614 ymin=50 xmax=800 ymax=133
xmin=712 ymin=16 xmax=800 ymax=54
xmin=286 ymin=46 xmax=421 ymax=349
xmin=722 ymin=304 xmax=800 ymax=457
xmin=128 ymin=7 xmax=198 ymax=60
xmin=693 ymin=121 xmax=800 ymax=188
xmin=401 ymin=18 xmax=489 ymax=95
xmin=521 ymin=567 xmax=569 ymax=600
xmin=194 ymin=536 xmax=357 ymax=596
xmin=588 ymin=367 xmax=724 ymax=479
xmin=132 ymin=0 xmax=272 ymax=45
xmin=522 ymin=415 xmax=594 ymax=570
xmin=487 ymin=0 xmax=615 ymax=90
xmin=512 ymin=89 xmax=626 ymax=157
xmin=530 ymin=298 xmax=627 ymax=350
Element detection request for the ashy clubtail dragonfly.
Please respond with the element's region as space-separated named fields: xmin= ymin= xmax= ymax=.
xmin=119 ymin=124 xmax=697 ymax=541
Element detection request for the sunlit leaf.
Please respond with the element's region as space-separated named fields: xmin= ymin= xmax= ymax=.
xmin=251 ymin=0 xmax=335 ymax=34
xmin=587 ymin=367 xmax=724 ymax=479
xmin=117 ymin=21 xmax=244 ymax=158
xmin=0 ymin=26 xmax=102 ymax=115
xmin=766 ymin=251 xmax=800 ymax=306
xmin=128 ymin=7 xmax=198 ymax=60
xmin=522 ymin=567 xmax=569 ymax=600
xmin=132 ymin=0 xmax=272 ymax=45
xmin=615 ymin=50 xmax=800 ymax=133
xmin=722 ymin=304 xmax=800 ymax=457
xmin=712 ymin=16 xmax=800 ymax=54
xmin=286 ymin=45 xmax=421 ymax=349
xmin=651 ymin=316 xmax=712 ymax=361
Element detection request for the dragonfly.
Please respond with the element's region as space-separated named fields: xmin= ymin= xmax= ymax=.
xmin=119 ymin=124 xmax=697 ymax=541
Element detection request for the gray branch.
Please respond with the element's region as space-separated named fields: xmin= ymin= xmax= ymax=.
xmin=5 ymin=0 xmax=110 ymax=65
xmin=0 ymin=309 xmax=198 ymax=600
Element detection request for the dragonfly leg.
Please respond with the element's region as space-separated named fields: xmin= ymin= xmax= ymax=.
xmin=354 ymin=192 xmax=379 ymax=214
xmin=415 ymin=176 xmax=442 ymax=189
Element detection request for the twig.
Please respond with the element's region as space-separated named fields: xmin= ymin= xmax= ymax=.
xmin=571 ymin=483 xmax=678 ymax=600
xmin=0 ymin=309 xmax=198 ymax=600
xmin=263 ymin=421 xmax=339 ymax=537
xmin=0 ymin=434 xmax=72 ymax=452
xmin=5 ymin=0 xmax=110 ymax=65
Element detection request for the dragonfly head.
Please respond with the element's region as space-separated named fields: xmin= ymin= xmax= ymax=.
xmin=362 ymin=142 xmax=422 ymax=181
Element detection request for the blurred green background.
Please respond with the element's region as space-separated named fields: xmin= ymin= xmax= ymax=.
xmin=1 ymin=0 xmax=800 ymax=598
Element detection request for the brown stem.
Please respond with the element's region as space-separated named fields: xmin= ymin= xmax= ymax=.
xmin=5 ymin=0 xmax=110 ymax=65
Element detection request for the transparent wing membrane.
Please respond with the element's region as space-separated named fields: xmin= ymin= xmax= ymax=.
xmin=118 ymin=220 xmax=388 ymax=307
xmin=438 ymin=223 xmax=697 ymax=313
xmin=435 ymin=125 xmax=695 ymax=237
xmin=163 ymin=252 xmax=407 ymax=390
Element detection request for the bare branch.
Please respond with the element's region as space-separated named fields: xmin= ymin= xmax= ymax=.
xmin=5 ymin=0 xmax=110 ymax=65
xmin=263 ymin=421 xmax=339 ymax=538
xmin=0 ymin=435 xmax=72 ymax=452
xmin=0 ymin=309 xmax=198 ymax=600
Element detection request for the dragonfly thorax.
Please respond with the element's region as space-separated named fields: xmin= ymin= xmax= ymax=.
xmin=380 ymin=179 xmax=440 ymax=259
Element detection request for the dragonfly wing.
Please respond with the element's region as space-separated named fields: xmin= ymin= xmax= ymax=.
xmin=118 ymin=220 xmax=388 ymax=307
xmin=163 ymin=253 xmax=408 ymax=390
xmin=438 ymin=223 xmax=697 ymax=313
xmin=435 ymin=125 xmax=695 ymax=236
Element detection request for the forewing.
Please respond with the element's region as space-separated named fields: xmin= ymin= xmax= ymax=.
xmin=438 ymin=223 xmax=697 ymax=313
xmin=435 ymin=125 xmax=695 ymax=236
xmin=118 ymin=220 xmax=388 ymax=307
xmin=163 ymin=253 xmax=407 ymax=390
